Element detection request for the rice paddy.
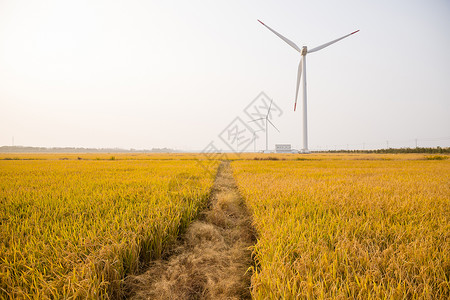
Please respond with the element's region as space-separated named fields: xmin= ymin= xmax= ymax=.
xmin=232 ymin=155 xmax=450 ymax=299
xmin=1 ymin=153 xmax=449 ymax=298
xmin=0 ymin=155 xmax=218 ymax=298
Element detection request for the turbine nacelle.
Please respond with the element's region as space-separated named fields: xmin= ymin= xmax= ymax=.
xmin=301 ymin=46 xmax=307 ymax=56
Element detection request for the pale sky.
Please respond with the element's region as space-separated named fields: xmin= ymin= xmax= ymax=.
xmin=1 ymin=0 xmax=449 ymax=151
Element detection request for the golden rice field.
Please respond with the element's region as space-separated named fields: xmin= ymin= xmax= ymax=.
xmin=232 ymin=156 xmax=450 ymax=299
xmin=0 ymin=156 xmax=219 ymax=298
xmin=1 ymin=153 xmax=449 ymax=299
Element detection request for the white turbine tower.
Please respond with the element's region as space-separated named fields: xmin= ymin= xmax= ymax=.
xmin=258 ymin=20 xmax=359 ymax=153
xmin=249 ymin=99 xmax=280 ymax=152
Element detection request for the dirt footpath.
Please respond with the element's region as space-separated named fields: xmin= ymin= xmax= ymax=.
xmin=125 ymin=161 xmax=255 ymax=299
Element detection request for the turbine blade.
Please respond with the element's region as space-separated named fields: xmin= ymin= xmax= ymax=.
xmin=308 ymin=30 xmax=359 ymax=53
xmin=258 ymin=20 xmax=301 ymax=53
xmin=266 ymin=99 xmax=273 ymax=118
xmin=294 ymin=57 xmax=303 ymax=111
xmin=267 ymin=119 xmax=280 ymax=132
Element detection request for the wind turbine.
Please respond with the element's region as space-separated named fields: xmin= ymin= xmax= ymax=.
xmin=258 ymin=20 xmax=359 ymax=153
xmin=249 ymin=99 xmax=280 ymax=152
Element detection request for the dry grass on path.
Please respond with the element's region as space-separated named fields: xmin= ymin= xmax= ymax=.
xmin=125 ymin=161 xmax=255 ymax=299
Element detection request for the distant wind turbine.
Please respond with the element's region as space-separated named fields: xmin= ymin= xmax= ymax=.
xmin=258 ymin=20 xmax=359 ymax=153
xmin=249 ymin=99 xmax=280 ymax=152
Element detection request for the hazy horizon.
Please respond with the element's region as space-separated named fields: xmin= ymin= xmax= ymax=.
xmin=1 ymin=0 xmax=449 ymax=151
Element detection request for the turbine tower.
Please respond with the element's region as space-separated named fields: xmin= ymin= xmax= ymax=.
xmin=258 ymin=20 xmax=359 ymax=153
xmin=249 ymin=99 xmax=280 ymax=152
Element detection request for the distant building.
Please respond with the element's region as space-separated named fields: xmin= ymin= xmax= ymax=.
xmin=275 ymin=144 xmax=292 ymax=153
